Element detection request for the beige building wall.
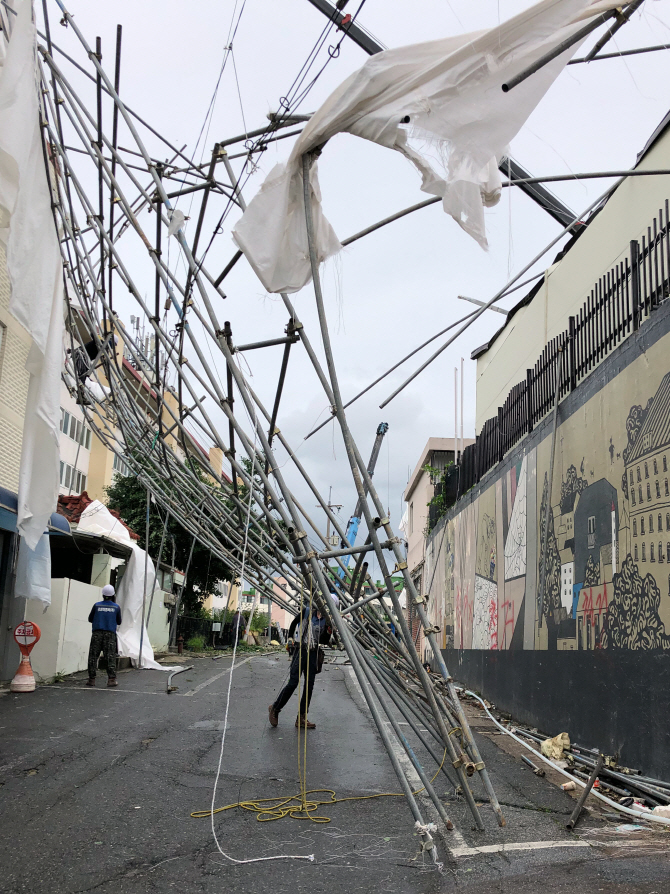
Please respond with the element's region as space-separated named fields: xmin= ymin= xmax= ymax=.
xmin=404 ymin=437 xmax=473 ymax=587
xmin=476 ymin=129 xmax=670 ymax=431
xmin=0 ymin=244 xmax=30 ymax=493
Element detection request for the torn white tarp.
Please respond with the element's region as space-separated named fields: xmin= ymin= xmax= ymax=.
xmin=14 ymin=533 xmax=52 ymax=608
xmin=78 ymin=501 xmax=173 ymax=671
xmin=0 ymin=0 xmax=64 ymax=549
xmin=233 ymin=0 xmax=617 ymax=294
xmin=115 ymin=543 xmax=172 ymax=671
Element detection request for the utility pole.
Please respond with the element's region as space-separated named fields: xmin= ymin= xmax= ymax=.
xmin=319 ymin=486 xmax=342 ymax=547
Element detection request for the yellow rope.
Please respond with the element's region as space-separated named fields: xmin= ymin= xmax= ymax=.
xmin=193 ymin=578 xmax=450 ymax=826
xmin=191 ymin=748 xmax=448 ymax=824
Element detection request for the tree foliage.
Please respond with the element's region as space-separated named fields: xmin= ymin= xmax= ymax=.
xmin=105 ymin=474 xmax=233 ymax=615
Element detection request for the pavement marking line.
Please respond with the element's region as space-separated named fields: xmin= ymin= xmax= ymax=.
xmin=46 ymin=686 xmax=165 ymax=696
xmin=451 ymin=840 xmax=591 ymax=858
xmin=182 ymin=655 xmax=254 ymax=697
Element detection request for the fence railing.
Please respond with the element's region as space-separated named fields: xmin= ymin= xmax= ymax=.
xmin=431 ymin=200 xmax=670 ymax=527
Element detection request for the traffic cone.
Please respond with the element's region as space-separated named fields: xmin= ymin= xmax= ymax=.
xmin=10 ymin=654 xmax=36 ymax=692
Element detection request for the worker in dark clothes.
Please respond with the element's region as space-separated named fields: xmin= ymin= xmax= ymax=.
xmin=268 ymin=595 xmax=337 ymax=730
xmin=230 ymin=609 xmax=244 ymax=646
xmin=72 ymin=333 xmax=118 ymax=405
xmin=87 ymin=584 xmax=122 ymax=687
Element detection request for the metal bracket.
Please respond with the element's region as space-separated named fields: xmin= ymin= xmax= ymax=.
xmin=423 ymin=625 xmax=441 ymax=636
xmin=413 ymin=594 xmax=427 ymax=606
xmin=378 ymin=516 xmax=389 ymax=526
xmin=474 ymin=761 xmax=485 ymax=771
xmin=452 ymin=756 xmax=464 ymax=770
xmin=394 ymin=561 xmax=408 ymax=571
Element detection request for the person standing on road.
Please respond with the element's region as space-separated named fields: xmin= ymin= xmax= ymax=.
xmin=268 ymin=595 xmax=336 ymax=730
xmin=230 ymin=609 xmax=244 ymax=646
xmin=87 ymin=584 xmax=122 ymax=688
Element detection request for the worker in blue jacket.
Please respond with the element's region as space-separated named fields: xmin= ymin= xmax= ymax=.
xmin=87 ymin=584 xmax=122 ymax=687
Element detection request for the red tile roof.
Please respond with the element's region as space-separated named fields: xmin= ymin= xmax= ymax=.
xmin=57 ymin=492 xmax=140 ymax=541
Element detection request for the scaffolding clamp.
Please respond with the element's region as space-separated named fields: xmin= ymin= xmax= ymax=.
xmin=474 ymin=761 xmax=485 ymax=771
xmin=413 ymin=594 xmax=427 ymax=606
xmin=393 ymin=561 xmax=408 ymax=572
xmin=423 ymin=625 xmax=441 ymax=636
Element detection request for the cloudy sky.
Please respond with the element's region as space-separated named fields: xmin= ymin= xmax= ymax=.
xmin=44 ymin=0 xmax=670 ymax=574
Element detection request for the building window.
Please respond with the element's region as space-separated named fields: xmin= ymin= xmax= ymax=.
xmin=659 ymin=542 xmax=664 ymax=563
xmin=650 ymin=514 xmax=654 ymax=533
xmin=651 ymin=542 xmax=655 ymax=562
xmin=586 ymin=617 xmax=592 ymax=650
xmin=654 ymin=459 xmax=659 ymax=475
xmin=409 ymin=502 xmax=414 ymax=535
xmin=667 ymin=542 xmax=670 ymax=563
xmin=642 ymin=543 xmax=646 ymax=561
xmin=113 ymin=453 xmax=130 ymax=477
xmin=632 ymin=489 xmax=636 ymax=506
xmin=59 ymin=461 xmax=86 ymax=495
xmin=578 ymin=617 xmax=583 ymax=650
xmin=647 ymin=483 xmax=652 ymax=501
xmin=645 ymin=462 xmax=649 ymax=479
xmin=637 ymin=466 xmax=641 ymax=482
xmin=59 ymin=407 xmax=91 ymax=449
xmin=657 ymin=481 xmax=662 ymax=499
xmin=635 ymin=544 xmax=639 ymax=561
xmin=633 ymin=519 xmax=637 ymax=536
xmin=587 ymin=516 xmax=596 ymax=549
xmin=659 ymin=514 xmax=663 ymax=532
xmin=629 ymin=470 xmax=635 ymax=486
xmin=641 ymin=517 xmax=645 ymax=535
xmin=667 ymin=513 xmax=670 ymax=531
xmin=639 ymin=485 xmax=643 ymax=503
xmin=664 ymin=456 xmax=668 ymax=473
xmin=594 ymin=614 xmax=601 ymax=647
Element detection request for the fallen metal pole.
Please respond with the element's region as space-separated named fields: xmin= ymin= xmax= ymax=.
xmin=301 ymin=151 xmax=487 ymax=833
xmin=501 ymin=9 xmax=619 ymax=93
xmin=566 ymin=754 xmax=604 ymax=830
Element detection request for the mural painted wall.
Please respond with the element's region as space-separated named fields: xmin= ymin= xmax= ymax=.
xmin=428 ymin=318 xmax=670 ymax=654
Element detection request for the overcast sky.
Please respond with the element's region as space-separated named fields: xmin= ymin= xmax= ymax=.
xmin=44 ymin=0 xmax=670 ymax=576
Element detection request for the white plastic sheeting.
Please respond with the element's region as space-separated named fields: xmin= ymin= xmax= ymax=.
xmin=233 ymin=0 xmax=617 ymax=294
xmin=77 ymin=501 xmax=172 ymax=671
xmin=0 ymin=0 xmax=64 ymax=550
xmin=14 ymin=533 xmax=52 ymax=608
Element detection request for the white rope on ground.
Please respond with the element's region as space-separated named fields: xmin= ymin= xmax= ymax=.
xmin=209 ymin=431 xmax=315 ymax=864
xmin=466 ymin=691 xmax=670 ymax=829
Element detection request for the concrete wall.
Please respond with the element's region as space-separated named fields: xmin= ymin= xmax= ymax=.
xmin=476 ymin=128 xmax=670 ymax=431
xmin=427 ymin=297 xmax=670 ymax=772
xmin=146 ymin=598 xmax=170 ymax=654
xmin=31 ymin=578 xmax=99 ymax=681
xmin=28 ymin=579 xmax=171 ymax=680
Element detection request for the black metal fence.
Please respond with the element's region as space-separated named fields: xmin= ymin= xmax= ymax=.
xmin=432 ymin=200 xmax=670 ymax=527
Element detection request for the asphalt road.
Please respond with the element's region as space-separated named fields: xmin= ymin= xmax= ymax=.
xmin=0 ymin=651 xmax=668 ymax=893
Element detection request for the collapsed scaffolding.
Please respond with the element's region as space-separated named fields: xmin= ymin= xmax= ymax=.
xmin=14 ymin=0 xmax=654 ymax=862
xmin=16 ymin=0 xmax=508 ymax=856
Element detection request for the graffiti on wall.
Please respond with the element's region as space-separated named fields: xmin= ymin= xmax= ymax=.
xmin=436 ymin=364 xmax=670 ymax=652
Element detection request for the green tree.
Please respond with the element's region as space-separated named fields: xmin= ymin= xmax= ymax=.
xmin=105 ymin=474 xmax=233 ymax=615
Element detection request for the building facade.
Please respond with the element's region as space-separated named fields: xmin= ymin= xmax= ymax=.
xmin=421 ymin=110 xmax=670 ymax=779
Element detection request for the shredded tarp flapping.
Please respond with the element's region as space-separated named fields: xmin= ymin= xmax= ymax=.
xmin=233 ymin=0 xmax=618 ymax=294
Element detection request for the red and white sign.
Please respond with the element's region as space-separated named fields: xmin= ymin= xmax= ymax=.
xmin=14 ymin=621 xmax=41 ymax=656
